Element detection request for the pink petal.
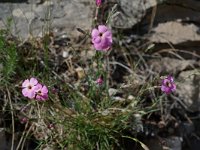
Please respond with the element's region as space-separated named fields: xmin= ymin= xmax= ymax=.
xmin=30 ymin=78 xmax=38 ymax=86
xmin=98 ymin=25 xmax=108 ymax=33
xmin=162 ymin=78 xmax=169 ymax=85
xmin=27 ymin=90 xmax=36 ymax=99
xmin=22 ymin=88 xmax=29 ymax=97
xmin=94 ymin=37 xmax=111 ymax=51
xmin=92 ymin=28 xmax=99 ymax=38
xmin=36 ymin=94 xmax=48 ymax=101
xmin=34 ymin=84 xmax=42 ymax=92
xmin=171 ymin=84 xmax=176 ymax=91
xmin=36 ymin=95 xmax=41 ymax=100
xmin=108 ymin=37 xmax=113 ymax=43
xmin=164 ymin=87 xmax=171 ymax=94
xmin=161 ymin=85 xmax=166 ymax=92
xmin=167 ymin=75 xmax=174 ymax=82
xmin=41 ymin=94 xmax=48 ymax=100
xmin=103 ymin=30 xmax=112 ymax=38
xmin=22 ymin=79 xmax=30 ymax=88
xmin=94 ymin=42 xmax=104 ymax=50
xmin=92 ymin=36 xmax=101 ymax=44
xmin=101 ymin=37 xmax=112 ymax=50
xmin=41 ymin=85 xmax=48 ymax=94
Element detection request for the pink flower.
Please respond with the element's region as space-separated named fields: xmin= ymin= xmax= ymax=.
xmin=92 ymin=25 xmax=112 ymax=51
xmin=35 ymin=84 xmax=48 ymax=101
xmin=22 ymin=78 xmax=38 ymax=99
xmin=96 ymin=77 xmax=103 ymax=85
xmin=161 ymin=75 xmax=176 ymax=94
xmin=96 ymin=0 xmax=102 ymax=7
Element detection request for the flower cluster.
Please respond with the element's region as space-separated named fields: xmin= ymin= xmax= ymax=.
xmin=22 ymin=78 xmax=48 ymax=101
xmin=91 ymin=26 xmax=177 ymax=94
xmin=92 ymin=25 xmax=112 ymax=51
xmin=161 ymin=75 xmax=176 ymax=94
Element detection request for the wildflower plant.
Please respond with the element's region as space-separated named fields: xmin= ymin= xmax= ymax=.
xmin=0 ymin=1 xmax=191 ymax=150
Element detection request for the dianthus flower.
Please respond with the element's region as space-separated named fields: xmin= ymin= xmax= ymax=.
xmin=161 ymin=75 xmax=176 ymax=94
xmin=92 ymin=25 xmax=112 ymax=51
xmin=22 ymin=78 xmax=38 ymax=99
xmin=35 ymin=84 xmax=48 ymax=101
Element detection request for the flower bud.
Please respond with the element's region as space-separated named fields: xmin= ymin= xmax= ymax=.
xmin=96 ymin=77 xmax=103 ymax=85
xmin=96 ymin=0 xmax=102 ymax=7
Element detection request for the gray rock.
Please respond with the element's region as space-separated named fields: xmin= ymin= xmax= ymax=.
xmin=164 ymin=136 xmax=182 ymax=150
xmin=141 ymin=136 xmax=182 ymax=150
xmin=177 ymin=70 xmax=200 ymax=112
xmin=111 ymin=0 xmax=200 ymax=28
xmin=111 ymin=0 xmax=158 ymax=29
xmin=146 ymin=0 xmax=200 ymax=44
xmin=141 ymin=138 xmax=163 ymax=150
xmin=148 ymin=57 xmax=196 ymax=74
xmin=111 ymin=0 xmax=200 ymax=46
xmin=149 ymin=21 xmax=200 ymax=44
xmin=145 ymin=0 xmax=200 ymax=44
xmin=144 ymin=1 xmax=200 ymax=27
xmin=0 ymin=0 xmax=92 ymax=39
xmin=108 ymin=88 xmax=118 ymax=96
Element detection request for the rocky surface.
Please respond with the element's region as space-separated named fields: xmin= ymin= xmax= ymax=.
xmin=142 ymin=136 xmax=182 ymax=150
xmin=0 ymin=0 xmax=93 ymax=40
xmin=111 ymin=0 xmax=159 ymax=29
xmin=149 ymin=21 xmax=200 ymax=44
xmin=1 ymin=0 xmax=200 ymax=45
xmin=0 ymin=0 xmax=200 ymax=150
xmin=146 ymin=1 xmax=200 ymax=45
xmin=177 ymin=70 xmax=200 ymax=112
xmin=1 ymin=0 xmax=200 ymax=43
xmin=148 ymin=58 xmax=197 ymax=74
xmin=111 ymin=0 xmax=200 ymax=46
